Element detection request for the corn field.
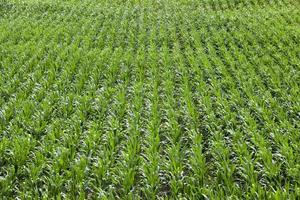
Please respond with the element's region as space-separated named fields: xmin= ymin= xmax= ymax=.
xmin=0 ymin=0 xmax=299 ymax=199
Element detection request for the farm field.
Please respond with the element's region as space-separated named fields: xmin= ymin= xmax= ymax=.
xmin=0 ymin=0 xmax=300 ymax=199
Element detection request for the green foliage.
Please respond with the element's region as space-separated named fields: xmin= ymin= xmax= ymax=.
xmin=0 ymin=0 xmax=299 ymax=198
